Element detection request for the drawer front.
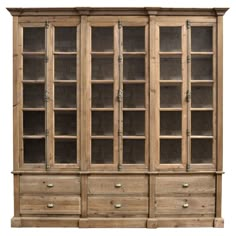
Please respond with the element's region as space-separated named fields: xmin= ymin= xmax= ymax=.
xmin=88 ymin=196 xmax=148 ymax=216
xmin=20 ymin=175 xmax=80 ymax=194
xmin=20 ymin=195 xmax=81 ymax=215
xmin=88 ymin=175 xmax=148 ymax=195
xmin=156 ymin=175 xmax=215 ymax=195
xmin=155 ymin=196 xmax=215 ymax=216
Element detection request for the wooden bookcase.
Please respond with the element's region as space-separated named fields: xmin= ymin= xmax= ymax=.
xmin=8 ymin=7 xmax=228 ymax=228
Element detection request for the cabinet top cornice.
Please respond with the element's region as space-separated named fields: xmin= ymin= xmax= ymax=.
xmin=7 ymin=7 xmax=229 ymax=17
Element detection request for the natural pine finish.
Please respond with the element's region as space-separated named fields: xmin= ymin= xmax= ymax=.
xmin=8 ymin=7 xmax=228 ymax=228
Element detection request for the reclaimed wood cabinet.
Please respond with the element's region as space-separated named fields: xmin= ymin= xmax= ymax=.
xmin=8 ymin=7 xmax=228 ymax=228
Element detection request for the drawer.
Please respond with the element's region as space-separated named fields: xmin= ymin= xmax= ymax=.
xmin=20 ymin=175 xmax=80 ymax=194
xmin=20 ymin=195 xmax=81 ymax=215
xmin=88 ymin=175 xmax=148 ymax=195
xmin=155 ymin=196 xmax=215 ymax=216
xmin=88 ymin=196 xmax=148 ymax=216
xmin=156 ymin=175 xmax=215 ymax=195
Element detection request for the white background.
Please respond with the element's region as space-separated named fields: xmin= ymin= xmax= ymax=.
xmin=0 ymin=0 xmax=235 ymax=235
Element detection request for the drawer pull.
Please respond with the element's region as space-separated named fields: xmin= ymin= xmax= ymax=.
xmin=47 ymin=203 xmax=54 ymax=208
xmin=47 ymin=183 xmax=54 ymax=188
xmin=114 ymin=203 xmax=122 ymax=208
xmin=182 ymin=183 xmax=189 ymax=188
xmin=114 ymin=183 xmax=122 ymax=188
xmin=182 ymin=203 xmax=189 ymax=208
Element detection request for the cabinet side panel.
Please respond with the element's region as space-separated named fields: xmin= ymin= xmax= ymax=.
xmin=216 ymin=14 xmax=223 ymax=218
xmin=13 ymin=16 xmax=20 ymax=170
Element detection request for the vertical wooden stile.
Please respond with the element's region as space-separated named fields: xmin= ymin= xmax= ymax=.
xmin=80 ymin=15 xmax=89 ymax=217
xmin=148 ymin=14 xmax=157 ymax=218
xmin=216 ymin=12 xmax=224 ymax=219
xmin=186 ymin=20 xmax=191 ymax=171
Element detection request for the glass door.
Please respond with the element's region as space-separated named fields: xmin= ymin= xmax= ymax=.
xmin=88 ymin=19 xmax=148 ymax=170
xmin=52 ymin=25 xmax=79 ymax=167
xmin=157 ymin=24 xmax=187 ymax=169
xmin=190 ymin=24 xmax=216 ymax=168
xmin=21 ymin=25 xmax=46 ymax=167
xmin=122 ymin=25 xmax=148 ymax=168
xmin=89 ymin=25 xmax=117 ymax=169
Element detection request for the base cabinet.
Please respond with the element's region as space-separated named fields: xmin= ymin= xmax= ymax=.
xmin=8 ymin=7 xmax=227 ymax=228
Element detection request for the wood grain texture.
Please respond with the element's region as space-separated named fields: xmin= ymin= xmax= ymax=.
xmin=20 ymin=195 xmax=81 ymax=215
xmin=12 ymin=217 xmax=80 ymax=227
xmin=156 ymin=175 xmax=215 ymax=195
xmin=88 ymin=196 xmax=148 ymax=216
xmin=88 ymin=175 xmax=148 ymax=195
xmin=79 ymin=218 xmax=147 ymax=228
xmin=155 ymin=196 xmax=215 ymax=216
xmin=10 ymin=8 xmax=227 ymax=228
xmin=20 ymin=175 xmax=80 ymax=194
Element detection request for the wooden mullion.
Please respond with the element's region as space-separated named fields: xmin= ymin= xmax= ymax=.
xmin=186 ymin=19 xmax=191 ymax=171
xmin=118 ymin=20 xmax=123 ymax=170
xmin=149 ymin=15 xmax=158 ymax=171
xmin=182 ymin=22 xmax=188 ymax=170
xmin=46 ymin=21 xmax=53 ymax=170
xmin=80 ymin=15 xmax=88 ymax=171
xmin=113 ymin=23 xmax=119 ymax=169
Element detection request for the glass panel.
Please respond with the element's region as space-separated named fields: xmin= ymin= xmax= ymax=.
xmin=24 ymin=139 xmax=45 ymax=163
xmin=191 ymin=139 xmax=212 ymax=163
xmin=55 ymin=139 xmax=77 ymax=163
xmin=92 ymin=112 xmax=113 ymax=136
xmin=160 ymin=139 xmax=181 ymax=164
xmin=92 ymin=84 xmax=113 ymax=108
xmin=92 ymin=139 xmax=113 ymax=164
xmin=160 ymin=27 xmax=181 ymax=52
xmin=23 ymin=27 xmax=45 ymax=52
xmin=191 ymin=111 xmax=212 ymax=135
xmin=191 ymin=85 xmax=212 ymax=108
xmin=123 ymin=27 xmax=145 ymax=52
xmin=55 ymin=55 xmax=76 ymax=80
xmin=123 ymin=140 xmax=145 ymax=164
xmin=23 ymin=56 xmax=45 ymax=81
xmin=55 ymin=84 xmax=76 ymax=108
xmin=123 ymin=56 xmax=145 ymax=80
xmin=123 ymin=111 xmax=145 ymax=136
xmin=23 ymin=84 xmax=44 ymax=108
xmin=55 ymin=111 xmax=76 ymax=135
xmin=191 ymin=27 xmax=212 ymax=52
xmin=23 ymin=111 xmax=45 ymax=135
xmin=123 ymin=84 xmax=145 ymax=108
xmin=92 ymin=56 xmax=113 ymax=80
xmin=160 ymin=111 xmax=181 ymax=135
xmin=191 ymin=56 xmax=212 ymax=80
xmin=92 ymin=27 xmax=113 ymax=52
xmin=160 ymin=84 xmax=181 ymax=108
xmin=160 ymin=56 xmax=182 ymax=80
xmin=55 ymin=27 xmax=76 ymax=52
